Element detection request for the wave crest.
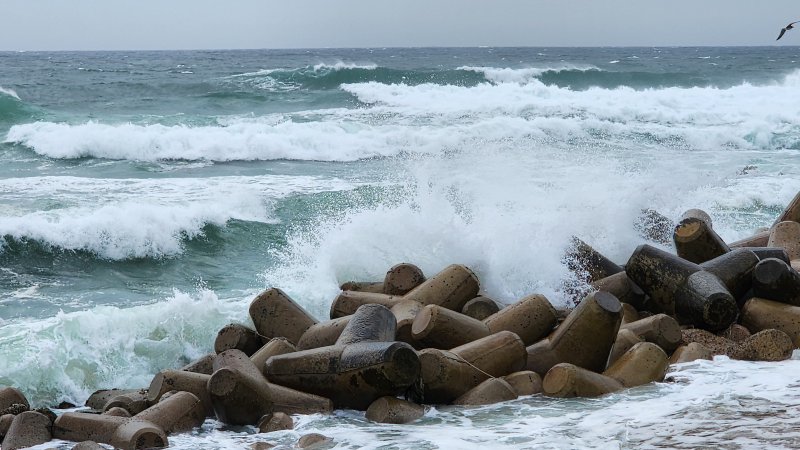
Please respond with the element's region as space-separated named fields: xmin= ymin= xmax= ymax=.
xmin=0 ymin=86 xmax=21 ymax=100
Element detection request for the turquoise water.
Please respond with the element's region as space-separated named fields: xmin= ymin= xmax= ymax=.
xmin=2 ymin=47 xmax=800 ymax=449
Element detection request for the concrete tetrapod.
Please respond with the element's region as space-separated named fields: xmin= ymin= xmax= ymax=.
xmin=620 ymin=314 xmax=682 ymax=353
xmin=136 ymin=391 xmax=205 ymax=435
xmin=542 ymin=364 xmax=623 ymax=398
xmin=104 ymin=407 xmax=131 ymax=418
xmin=415 ymin=331 xmax=526 ymax=404
xmin=603 ymin=342 xmax=669 ymax=388
xmin=53 ymin=413 xmax=167 ymax=450
xmin=607 ymin=329 xmax=643 ymax=367
xmin=383 ymin=263 xmax=426 ymax=295
xmin=625 ymin=244 xmax=702 ymax=315
xmin=461 ymin=296 xmax=501 ymax=321
xmin=1 ymin=411 xmax=52 ymax=450
xmin=266 ymin=341 xmax=419 ymax=410
xmin=680 ymin=209 xmax=713 ymax=228
xmin=266 ymin=303 xmax=417 ymax=410
xmin=103 ymin=391 xmax=150 ymax=415
xmin=147 ymin=370 xmax=213 ymax=416
xmin=502 ymin=371 xmax=543 ymax=396
xmin=673 ymin=215 xmax=730 ymax=264
xmin=331 ymin=265 xmax=479 ymax=346
xmin=1 ymin=413 xmax=16 ymax=439
xmin=335 ymin=303 xmax=397 ymax=345
xmin=214 ymin=323 xmax=264 ymax=356
xmin=331 ymin=292 xmax=423 ymax=346
xmin=339 ymin=281 xmax=385 ymax=294
xmin=250 ymin=338 xmax=297 ymax=376
xmin=729 ymin=230 xmax=770 ymax=248
xmin=563 ymin=237 xmax=624 ymax=283
xmin=402 ymin=264 xmax=480 ymax=312
xmin=752 ymin=258 xmax=800 ymax=307
xmin=296 ymin=317 xmax=351 ymax=350
xmin=208 ymin=349 xmax=332 ymax=425
xmin=620 ymin=303 xmax=640 ymax=325
xmin=249 ymin=288 xmax=318 ymax=346
xmin=669 ymin=342 xmax=714 ymax=364
xmin=768 ymin=221 xmax=800 ymax=261
xmin=365 ymin=397 xmax=425 ymax=424
xmin=741 ymin=297 xmax=800 ymax=346
xmin=330 ymin=291 xmax=402 ymax=319
xmin=84 ymin=389 xmax=143 ymax=411
xmin=257 ymin=412 xmax=293 ymax=433
xmin=411 ymin=305 xmax=491 ymax=349
xmin=483 ymin=294 xmax=558 ymax=346
xmin=453 ymin=378 xmax=518 ymax=406
xmin=699 ymin=248 xmax=761 ymax=302
xmin=590 ymin=272 xmax=647 ymax=311
xmin=544 ymin=342 xmax=667 ymax=398
xmin=181 ymin=354 xmax=215 ymax=375
xmin=626 ymin=245 xmax=737 ymax=330
xmin=0 ymin=388 xmax=29 ymax=414
xmin=526 ymin=291 xmax=622 ymax=375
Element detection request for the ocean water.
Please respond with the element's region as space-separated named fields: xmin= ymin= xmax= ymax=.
xmin=2 ymin=47 xmax=800 ymax=449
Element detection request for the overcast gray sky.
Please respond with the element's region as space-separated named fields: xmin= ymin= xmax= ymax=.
xmin=1 ymin=0 xmax=799 ymax=51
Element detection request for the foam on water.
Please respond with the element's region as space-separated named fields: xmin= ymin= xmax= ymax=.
xmin=0 ymin=288 xmax=247 ymax=407
xmin=457 ymin=64 xmax=599 ymax=84
xmin=4 ymin=119 xmax=450 ymax=162
xmin=0 ymin=175 xmax=357 ymax=259
xmin=8 ymin=71 xmax=800 ymax=162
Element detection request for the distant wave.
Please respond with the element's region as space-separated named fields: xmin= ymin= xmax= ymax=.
xmin=4 ymin=119 xmax=452 ymax=161
xmin=0 ymin=85 xmax=34 ymax=123
xmin=338 ymin=72 xmax=800 ymax=150
xmin=0 ymin=86 xmax=21 ymax=100
xmin=224 ymin=62 xmax=487 ymax=92
xmin=7 ymin=68 xmax=800 ymax=163
xmin=224 ymin=63 xmax=731 ymax=93
xmin=459 ymin=65 xmax=718 ymax=90
xmin=0 ymin=175 xmax=355 ymax=259
xmin=0 ymin=202 xmax=254 ymax=260
xmin=457 ymin=65 xmax=600 ymax=84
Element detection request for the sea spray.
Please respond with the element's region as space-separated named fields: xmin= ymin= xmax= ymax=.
xmin=0 ymin=288 xmax=245 ymax=407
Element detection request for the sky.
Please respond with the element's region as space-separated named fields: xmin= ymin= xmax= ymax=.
xmin=1 ymin=0 xmax=799 ymax=51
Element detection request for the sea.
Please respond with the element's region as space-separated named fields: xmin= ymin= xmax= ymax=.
xmin=2 ymin=47 xmax=800 ymax=449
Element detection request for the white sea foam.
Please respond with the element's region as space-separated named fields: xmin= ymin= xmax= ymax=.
xmin=0 ymin=175 xmax=357 ymax=259
xmin=230 ymin=62 xmax=379 ymax=79
xmin=4 ymin=120 xmax=449 ymax=161
xmin=458 ymin=64 xmax=598 ymax=84
xmin=0 ymin=288 xmax=247 ymax=407
xmin=311 ymin=61 xmax=378 ymax=71
xmin=0 ymin=86 xmax=21 ymax=100
xmin=7 ymin=69 xmax=800 ymax=162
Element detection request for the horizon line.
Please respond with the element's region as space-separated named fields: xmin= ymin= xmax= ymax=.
xmin=1 ymin=44 xmax=798 ymax=53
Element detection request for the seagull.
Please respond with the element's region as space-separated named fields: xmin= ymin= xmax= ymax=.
xmin=777 ymin=21 xmax=800 ymax=40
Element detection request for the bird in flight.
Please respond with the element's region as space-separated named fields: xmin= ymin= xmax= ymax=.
xmin=777 ymin=21 xmax=800 ymax=40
